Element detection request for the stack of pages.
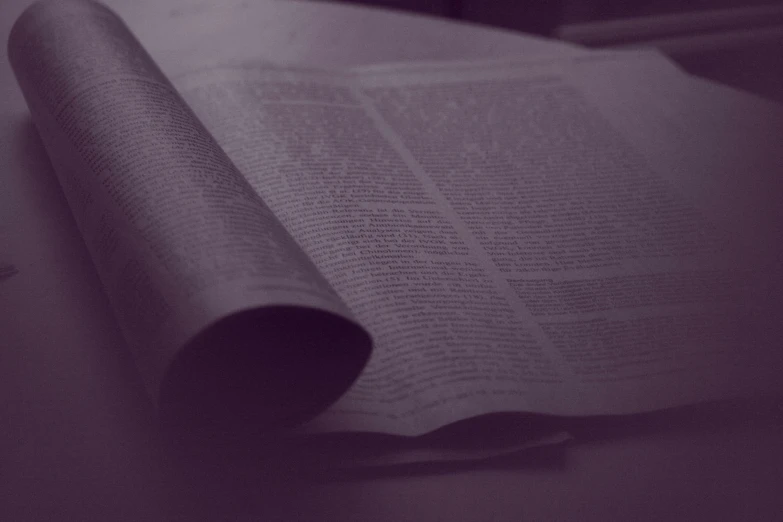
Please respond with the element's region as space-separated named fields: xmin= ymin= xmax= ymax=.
xmin=3 ymin=0 xmax=782 ymax=464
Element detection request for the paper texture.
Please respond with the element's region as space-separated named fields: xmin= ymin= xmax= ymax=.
xmin=7 ymin=0 xmax=782 ymax=437
xmin=176 ymin=54 xmax=782 ymax=434
xmin=7 ymin=0 xmax=372 ymax=431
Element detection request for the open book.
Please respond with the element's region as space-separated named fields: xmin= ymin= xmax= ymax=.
xmin=6 ymin=0 xmax=783 ymax=438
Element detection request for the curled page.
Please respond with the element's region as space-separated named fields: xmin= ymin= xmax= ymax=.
xmin=176 ymin=52 xmax=783 ymax=435
xmin=7 ymin=0 xmax=372 ymax=435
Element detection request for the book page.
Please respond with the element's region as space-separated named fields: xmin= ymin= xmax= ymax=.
xmin=7 ymin=0 xmax=372 ymax=433
xmin=351 ymin=53 xmax=782 ymax=428
xmin=177 ymin=52 xmax=782 ymax=435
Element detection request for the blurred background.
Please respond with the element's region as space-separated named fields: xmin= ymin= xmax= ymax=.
xmin=302 ymin=0 xmax=781 ymax=35
xmin=300 ymin=0 xmax=783 ymax=101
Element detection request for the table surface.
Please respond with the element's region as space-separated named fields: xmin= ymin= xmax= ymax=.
xmin=1 ymin=1 xmax=782 ymax=520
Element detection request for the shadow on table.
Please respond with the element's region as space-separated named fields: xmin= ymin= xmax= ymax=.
xmin=560 ymin=394 xmax=783 ymax=444
xmin=161 ymin=391 xmax=783 ymax=485
xmin=162 ymin=411 xmax=571 ymax=478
